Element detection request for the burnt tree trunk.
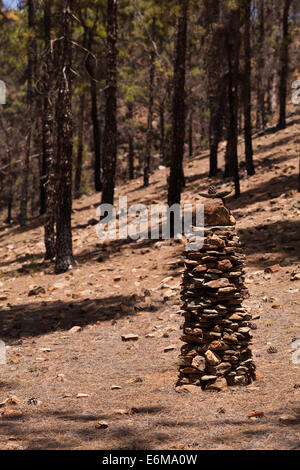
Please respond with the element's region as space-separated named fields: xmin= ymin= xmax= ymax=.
xmin=127 ymin=101 xmax=134 ymax=180
xmin=19 ymin=0 xmax=35 ymax=226
xmin=159 ymin=101 xmax=165 ymax=164
xmin=101 ymin=0 xmax=118 ymax=206
xmin=225 ymin=7 xmax=241 ymax=197
xmin=55 ymin=0 xmax=74 ymax=273
xmin=278 ymin=0 xmax=292 ymax=130
xmin=74 ymin=92 xmax=85 ymax=199
xmin=144 ymin=40 xmax=155 ymax=188
xmin=209 ymin=92 xmax=224 ymax=177
xmin=243 ymin=0 xmax=255 ymax=176
xmin=204 ymin=1 xmax=226 ymax=177
xmin=0 ymin=115 xmax=14 ymax=224
xmin=91 ymin=77 xmax=102 ymax=192
xmin=88 ymin=38 xmax=103 ymax=193
xmin=42 ymin=0 xmax=56 ymax=260
xmin=168 ymin=0 xmax=189 ymax=208
xmin=188 ymin=109 xmax=193 ymax=158
xmin=256 ymin=0 xmax=265 ymax=130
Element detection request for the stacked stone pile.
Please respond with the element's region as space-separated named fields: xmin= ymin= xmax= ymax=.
xmin=178 ymin=203 xmax=256 ymax=391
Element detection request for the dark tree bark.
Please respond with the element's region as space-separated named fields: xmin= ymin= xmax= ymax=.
xmin=167 ymin=0 xmax=189 ymax=208
xmin=256 ymin=0 xmax=266 ymax=130
xmin=278 ymin=0 xmax=292 ymax=130
xmin=91 ymin=75 xmax=102 ymax=192
xmin=188 ymin=109 xmax=193 ymax=158
xmin=224 ymin=6 xmax=241 ymax=197
xmin=243 ymin=0 xmax=255 ymax=176
xmin=19 ymin=0 xmax=35 ymax=226
xmin=89 ymin=50 xmax=102 ymax=192
xmin=144 ymin=38 xmax=155 ymax=188
xmin=127 ymin=101 xmax=134 ymax=180
xmin=42 ymin=0 xmax=56 ymax=260
xmin=55 ymin=0 xmax=74 ymax=273
xmin=0 ymin=115 xmax=13 ymax=224
xmin=204 ymin=0 xmax=225 ymax=177
xmin=298 ymin=154 xmax=300 ymax=193
xmin=74 ymin=92 xmax=85 ymax=199
xmin=209 ymin=92 xmax=224 ymax=176
xmin=159 ymin=101 xmax=165 ymax=164
xmin=40 ymin=119 xmax=47 ymax=216
xmin=101 ymin=0 xmax=118 ymax=206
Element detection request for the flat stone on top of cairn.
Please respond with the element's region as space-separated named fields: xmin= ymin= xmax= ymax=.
xmin=177 ymin=197 xmax=256 ymax=391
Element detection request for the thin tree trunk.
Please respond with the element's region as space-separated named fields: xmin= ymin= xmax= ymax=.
xmin=159 ymin=101 xmax=165 ymax=164
xmin=40 ymin=123 xmax=47 ymax=215
xmin=225 ymin=7 xmax=241 ymax=197
xmin=0 ymin=110 xmax=14 ymax=224
xmin=209 ymin=93 xmax=224 ymax=176
xmin=243 ymin=0 xmax=255 ymax=176
xmin=55 ymin=0 xmax=74 ymax=273
xmin=19 ymin=0 xmax=35 ymax=226
xmin=89 ymin=49 xmax=102 ymax=192
xmin=101 ymin=0 xmax=118 ymax=206
xmin=6 ymin=149 xmax=13 ymax=224
xmin=42 ymin=0 xmax=56 ymax=260
xmin=255 ymin=0 xmax=265 ymax=129
xmin=168 ymin=0 xmax=189 ymax=209
xmin=127 ymin=101 xmax=134 ymax=180
xmin=298 ymin=154 xmax=300 ymax=192
xmin=144 ymin=42 xmax=155 ymax=188
xmin=74 ymin=92 xmax=85 ymax=199
xmin=188 ymin=109 xmax=193 ymax=158
xmin=278 ymin=0 xmax=292 ymax=130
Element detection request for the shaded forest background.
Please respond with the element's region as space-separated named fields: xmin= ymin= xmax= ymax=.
xmin=0 ymin=0 xmax=299 ymax=272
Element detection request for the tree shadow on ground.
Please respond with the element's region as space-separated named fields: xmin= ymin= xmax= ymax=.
xmin=0 ymin=215 xmax=44 ymax=241
xmin=0 ymin=405 xmax=168 ymax=450
xmin=254 ymin=151 xmax=297 ymax=169
xmin=253 ymin=135 xmax=297 ymax=155
xmin=238 ymin=219 xmax=300 ymax=267
xmin=0 ymin=233 xmax=183 ymax=281
xmin=229 ymin=173 xmax=298 ymax=211
xmin=0 ymin=294 xmax=140 ymax=342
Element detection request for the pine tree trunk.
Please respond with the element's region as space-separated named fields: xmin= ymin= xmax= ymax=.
xmin=74 ymin=92 xmax=85 ymax=199
xmin=40 ymin=124 xmax=47 ymax=215
xmin=90 ymin=65 xmax=102 ymax=192
xmin=55 ymin=0 xmax=74 ymax=273
xmin=256 ymin=0 xmax=265 ymax=130
xmin=42 ymin=0 xmax=56 ymax=261
xmin=19 ymin=0 xmax=35 ymax=226
xmin=168 ymin=0 xmax=189 ymax=208
xmin=225 ymin=7 xmax=241 ymax=197
xmin=188 ymin=109 xmax=193 ymax=158
xmin=101 ymin=0 xmax=118 ymax=206
xmin=0 ymin=114 xmax=14 ymax=224
xmin=243 ymin=0 xmax=255 ymax=176
xmin=159 ymin=101 xmax=165 ymax=164
xmin=278 ymin=0 xmax=292 ymax=130
xmin=127 ymin=101 xmax=134 ymax=180
xmin=144 ymin=44 xmax=155 ymax=188
xmin=205 ymin=0 xmax=223 ymax=177
xmin=5 ymin=143 xmax=13 ymax=224
xmin=209 ymin=93 xmax=224 ymax=177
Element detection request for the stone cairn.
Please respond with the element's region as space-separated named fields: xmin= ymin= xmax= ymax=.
xmin=177 ymin=193 xmax=256 ymax=391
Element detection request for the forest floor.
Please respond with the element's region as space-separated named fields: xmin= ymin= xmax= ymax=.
xmin=0 ymin=113 xmax=299 ymax=450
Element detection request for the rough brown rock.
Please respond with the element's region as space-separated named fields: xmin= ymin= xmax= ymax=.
xmin=204 ymin=201 xmax=236 ymax=227
xmin=178 ymin=220 xmax=255 ymax=390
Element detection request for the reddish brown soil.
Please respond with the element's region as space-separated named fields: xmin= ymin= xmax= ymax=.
xmin=0 ymin=114 xmax=299 ymax=450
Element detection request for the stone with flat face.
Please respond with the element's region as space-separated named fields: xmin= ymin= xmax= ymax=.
xmin=204 ymin=201 xmax=236 ymax=227
xmin=205 ymin=278 xmax=231 ymax=289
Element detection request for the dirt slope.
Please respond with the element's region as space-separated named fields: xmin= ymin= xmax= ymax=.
xmin=0 ymin=113 xmax=299 ymax=450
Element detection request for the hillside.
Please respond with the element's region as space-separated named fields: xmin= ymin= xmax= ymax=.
xmin=0 ymin=112 xmax=299 ymax=450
